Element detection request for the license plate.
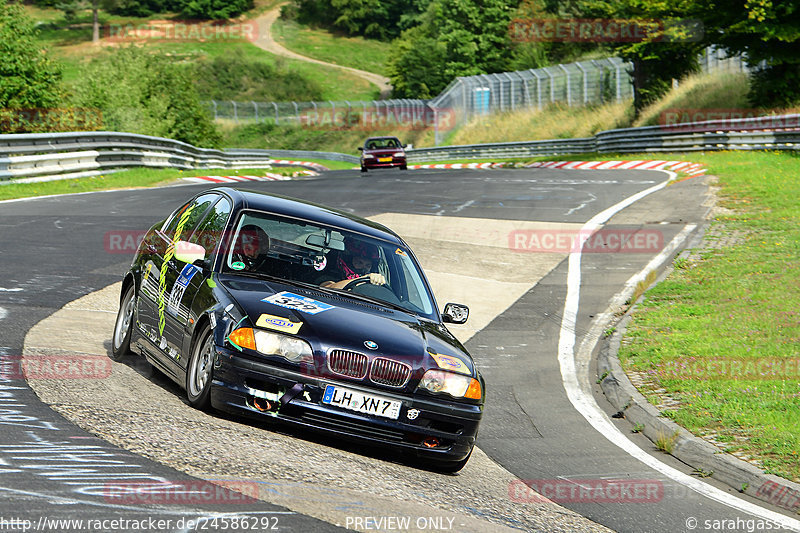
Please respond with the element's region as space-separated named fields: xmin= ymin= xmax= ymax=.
xmin=378 ymin=157 xmax=392 ymax=162
xmin=322 ymin=384 xmax=401 ymax=420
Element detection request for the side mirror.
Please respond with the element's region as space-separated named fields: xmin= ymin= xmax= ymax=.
xmin=174 ymin=241 xmax=206 ymax=265
xmin=402 ymin=144 xmax=407 ymax=148
xmin=442 ymin=303 xmax=469 ymax=324
xmin=357 ymin=147 xmax=364 ymax=151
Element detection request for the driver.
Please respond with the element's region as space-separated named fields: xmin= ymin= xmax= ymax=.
xmin=231 ymin=224 xmax=270 ymax=271
xmin=320 ymin=236 xmax=386 ymax=289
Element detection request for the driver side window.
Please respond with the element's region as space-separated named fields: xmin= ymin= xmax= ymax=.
xmin=188 ymin=197 xmax=232 ymax=257
xmin=162 ymin=193 xmax=218 ymax=242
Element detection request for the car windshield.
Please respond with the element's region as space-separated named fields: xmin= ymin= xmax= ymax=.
xmin=222 ymin=210 xmax=437 ymax=319
xmin=367 ymin=138 xmax=399 ymax=149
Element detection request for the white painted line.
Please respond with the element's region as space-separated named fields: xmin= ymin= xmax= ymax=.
xmin=0 ymin=307 xmax=6 ymax=320
xmin=557 ymin=171 xmax=800 ymax=530
xmin=0 ymin=288 xmax=22 ymax=292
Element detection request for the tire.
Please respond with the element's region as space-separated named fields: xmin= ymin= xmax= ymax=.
xmin=400 ymin=164 xmax=407 ymax=170
xmin=360 ymin=166 xmax=368 ymax=173
xmin=111 ymin=284 xmax=136 ymax=361
xmin=186 ymin=325 xmax=215 ymax=410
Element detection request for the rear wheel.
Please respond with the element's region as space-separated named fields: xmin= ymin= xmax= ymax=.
xmin=186 ymin=325 xmax=214 ymax=410
xmin=111 ymin=284 xmax=136 ymax=361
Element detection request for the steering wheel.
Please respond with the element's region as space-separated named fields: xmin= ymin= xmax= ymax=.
xmin=343 ymin=276 xmax=370 ymax=291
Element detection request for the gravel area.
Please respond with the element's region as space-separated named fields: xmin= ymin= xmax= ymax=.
xmin=24 ymin=283 xmax=610 ymax=533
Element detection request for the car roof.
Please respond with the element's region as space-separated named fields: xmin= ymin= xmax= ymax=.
xmin=364 ymin=136 xmax=401 ymax=142
xmin=209 ymin=188 xmax=404 ymax=245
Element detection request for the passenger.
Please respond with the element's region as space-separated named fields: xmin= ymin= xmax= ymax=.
xmin=320 ymin=236 xmax=386 ymax=289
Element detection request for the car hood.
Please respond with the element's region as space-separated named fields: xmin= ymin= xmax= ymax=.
xmin=219 ymin=275 xmax=475 ymax=383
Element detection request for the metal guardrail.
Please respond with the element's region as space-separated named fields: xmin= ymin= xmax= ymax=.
xmin=405 ymin=138 xmax=597 ymax=162
xmin=2 ymin=113 xmax=799 ymax=181
xmin=0 ymin=131 xmax=282 ymax=181
xmin=406 ymin=113 xmax=800 ymax=161
xmin=230 ymin=148 xmax=359 ymax=164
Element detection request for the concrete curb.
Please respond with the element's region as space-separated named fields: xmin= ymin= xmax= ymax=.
xmin=596 ymin=251 xmax=800 ymax=517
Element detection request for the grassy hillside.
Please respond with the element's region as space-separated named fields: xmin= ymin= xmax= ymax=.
xmin=272 ymin=17 xmax=392 ymax=77
xmin=26 ymin=4 xmax=380 ymax=102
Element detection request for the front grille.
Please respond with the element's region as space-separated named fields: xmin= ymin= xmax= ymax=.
xmin=328 ymin=349 xmax=368 ymax=379
xmin=370 ymin=357 xmax=411 ymax=388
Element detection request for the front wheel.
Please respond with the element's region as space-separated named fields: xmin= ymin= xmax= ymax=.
xmin=186 ymin=325 xmax=215 ymax=410
xmin=360 ymin=166 xmax=368 ymax=173
xmin=111 ymin=284 xmax=136 ymax=361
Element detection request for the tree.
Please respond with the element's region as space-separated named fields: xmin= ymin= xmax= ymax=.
xmin=388 ymin=0 xmax=516 ymax=98
xmin=178 ymin=0 xmax=253 ymax=19
xmin=697 ymin=0 xmax=800 ymax=107
xmin=73 ymin=47 xmax=221 ymax=147
xmin=289 ymin=0 xmax=429 ymax=41
xmin=0 ymin=2 xmax=63 ymax=119
xmin=575 ymin=0 xmax=704 ymax=114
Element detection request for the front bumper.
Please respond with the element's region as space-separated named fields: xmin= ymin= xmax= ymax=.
xmin=362 ymin=156 xmax=406 ymax=169
xmin=211 ymin=345 xmax=481 ymax=462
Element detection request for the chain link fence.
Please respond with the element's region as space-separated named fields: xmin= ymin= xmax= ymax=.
xmin=209 ymin=48 xmax=753 ymax=145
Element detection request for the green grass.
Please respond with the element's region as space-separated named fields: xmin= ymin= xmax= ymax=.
xmin=632 ymin=72 xmax=752 ymax=127
xmin=613 ymin=150 xmax=800 ymax=482
xmin=272 ymin=18 xmax=391 ymax=76
xmin=0 ymin=165 xmax=342 ymax=202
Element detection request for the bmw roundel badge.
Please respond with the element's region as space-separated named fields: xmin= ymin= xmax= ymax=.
xmin=364 ymin=340 xmax=378 ymax=350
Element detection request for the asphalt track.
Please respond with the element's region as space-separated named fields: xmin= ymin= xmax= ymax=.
xmin=1 ymin=167 xmax=799 ymax=532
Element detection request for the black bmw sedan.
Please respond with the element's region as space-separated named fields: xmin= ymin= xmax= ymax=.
xmin=112 ymin=188 xmax=484 ymax=472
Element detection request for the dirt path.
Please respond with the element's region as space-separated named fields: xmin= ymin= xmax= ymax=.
xmin=252 ymin=6 xmax=392 ymax=97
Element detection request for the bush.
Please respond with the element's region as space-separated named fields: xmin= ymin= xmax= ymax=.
xmin=178 ymin=0 xmax=253 ymax=20
xmin=0 ymin=3 xmax=63 ymax=112
xmin=72 ymin=47 xmax=221 ymax=147
xmin=195 ymin=52 xmax=324 ymax=102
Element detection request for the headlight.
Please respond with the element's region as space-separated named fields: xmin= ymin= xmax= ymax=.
xmin=363 ymin=154 xmax=374 ymax=159
xmin=417 ymin=369 xmax=482 ymax=399
xmin=393 ymin=152 xmax=404 ymax=157
xmin=228 ymin=327 xmax=313 ymax=364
